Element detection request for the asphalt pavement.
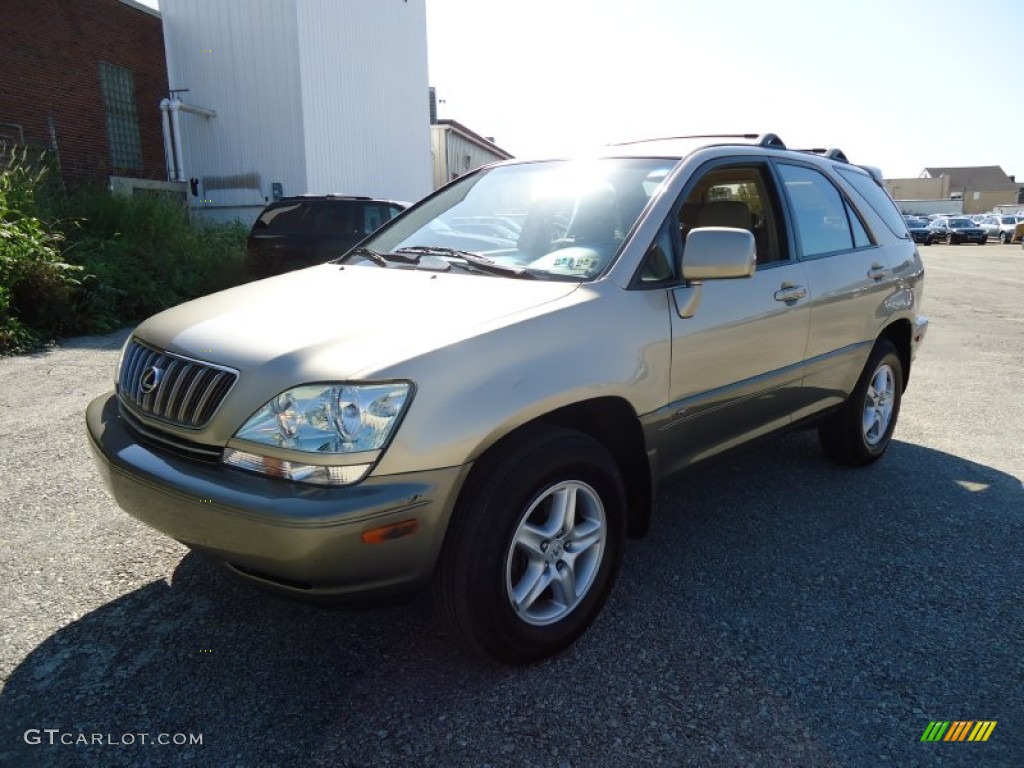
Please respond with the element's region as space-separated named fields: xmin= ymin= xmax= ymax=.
xmin=1 ymin=243 xmax=1021 ymax=767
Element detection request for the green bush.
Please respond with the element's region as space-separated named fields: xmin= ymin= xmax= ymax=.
xmin=0 ymin=149 xmax=82 ymax=353
xmin=0 ymin=149 xmax=250 ymax=354
xmin=59 ymin=187 xmax=250 ymax=334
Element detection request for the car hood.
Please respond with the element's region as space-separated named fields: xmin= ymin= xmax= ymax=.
xmin=134 ymin=264 xmax=581 ymax=380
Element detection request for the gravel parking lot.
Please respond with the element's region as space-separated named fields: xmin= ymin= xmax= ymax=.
xmin=1 ymin=243 xmax=1022 ymax=767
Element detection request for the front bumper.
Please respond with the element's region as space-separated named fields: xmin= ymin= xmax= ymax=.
xmin=86 ymin=393 xmax=468 ymax=599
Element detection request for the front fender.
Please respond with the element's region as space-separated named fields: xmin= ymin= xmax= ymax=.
xmin=370 ymin=283 xmax=672 ymax=476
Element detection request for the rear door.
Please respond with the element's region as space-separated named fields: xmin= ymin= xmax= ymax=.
xmin=775 ymin=162 xmax=897 ymax=420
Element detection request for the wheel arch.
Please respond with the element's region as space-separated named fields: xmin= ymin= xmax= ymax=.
xmin=462 ymin=397 xmax=653 ymax=540
xmin=878 ymin=319 xmax=912 ymax=391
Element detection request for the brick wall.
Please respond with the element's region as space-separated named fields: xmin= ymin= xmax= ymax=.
xmin=0 ymin=0 xmax=168 ymax=182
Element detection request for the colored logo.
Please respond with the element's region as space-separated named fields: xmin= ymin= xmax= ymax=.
xmin=920 ymin=721 xmax=997 ymax=742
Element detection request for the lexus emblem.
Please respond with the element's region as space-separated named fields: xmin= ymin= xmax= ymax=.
xmin=139 ymin=365 xmax=164 ymax=394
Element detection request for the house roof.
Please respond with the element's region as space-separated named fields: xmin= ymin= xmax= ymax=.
xmin=923 ymin=166 xmax=1017 ymax=192
xmin=435 ymin=119 xmax=514 ymax=160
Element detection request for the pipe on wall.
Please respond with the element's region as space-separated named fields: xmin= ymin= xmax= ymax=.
xmin=159 ymin=98 xmax=217 ymax=184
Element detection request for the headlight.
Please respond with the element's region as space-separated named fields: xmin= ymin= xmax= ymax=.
xmin=223 ymin=382 xmax=411 ymax=486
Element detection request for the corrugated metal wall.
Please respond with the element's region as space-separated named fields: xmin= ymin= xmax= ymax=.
xmin=161 ymin=0 xmax=431 ymax=221
xmin=161 ymin=0 xmax=306 ymax=217
xmin=430 ymin=125 xmax=448 ymax=189
xmin=430 ymin=125 xmax=509 ymax=189
xmin=296 ymin=0 xmax=430 ymax=202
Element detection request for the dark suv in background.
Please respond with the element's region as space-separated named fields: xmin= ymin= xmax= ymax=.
xmin=246 ymin=195 xmax=406 ymax=277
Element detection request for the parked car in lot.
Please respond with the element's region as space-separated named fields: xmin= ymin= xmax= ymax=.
xmin=87 ymin=133 xmax=928 ymax=663
xmin=904 ymin=217 xmax=935 ymax=245
xmin=978 ymin=214 xmax=1020 ymax=243
xmin=246 ymin=194 xmax=407 ymax=277
xmin=928 ymin=217 xmax=987 ymax=244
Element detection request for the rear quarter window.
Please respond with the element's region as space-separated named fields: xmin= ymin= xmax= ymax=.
xmin=253 ymin=202 xmax=312 ymax=232
xmin=835 ymin=167 xmax=909 ymax=239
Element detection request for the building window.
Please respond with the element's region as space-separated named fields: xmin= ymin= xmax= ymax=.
xmin=99 ymin=62 xmax=143 ymax=170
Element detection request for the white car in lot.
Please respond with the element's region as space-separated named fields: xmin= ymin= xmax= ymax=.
xmin=978 ymin=214 xmax=1020 ymax=244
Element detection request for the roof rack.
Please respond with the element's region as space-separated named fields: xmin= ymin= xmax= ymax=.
xmin=608 ymin=133 xmax=787 ymax=150
xmin=797 ymin=147 xmax=850 ymax=163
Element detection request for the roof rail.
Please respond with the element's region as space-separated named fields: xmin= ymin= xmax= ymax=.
xmin=797 ymin=147 xmax=850 ymax=163
xmin=608 ymin=133 xmax=787 ymax=149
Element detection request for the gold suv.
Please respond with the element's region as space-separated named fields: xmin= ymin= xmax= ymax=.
xmin=87 ymin=134 xmax=928 ymax=663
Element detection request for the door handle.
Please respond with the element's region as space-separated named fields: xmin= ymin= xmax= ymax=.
xmin=867 ymin=263 xmax=889 ymax=281
xmin=774 ymin=283 xmax=807 ymax=303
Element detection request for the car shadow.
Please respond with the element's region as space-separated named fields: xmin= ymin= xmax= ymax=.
xmin=2 ymin=432 xmax=1021 ymax=767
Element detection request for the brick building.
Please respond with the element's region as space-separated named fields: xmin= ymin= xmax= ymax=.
xmin=0 ymin=0 xmax=168 ymax=182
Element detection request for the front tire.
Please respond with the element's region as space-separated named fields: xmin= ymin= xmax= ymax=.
xmin=818 ymin=339 xmax=904 ymax=466
xmin=1000 ymin=232 xmax=1009 ymax=244
xmin=434 ymin=426 xmax=626 ymax=664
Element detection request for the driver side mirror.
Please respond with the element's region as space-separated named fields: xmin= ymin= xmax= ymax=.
xmin=671 ymin=227 xmax=756 ymax=320
xmin=681 ymin=227 xmax=756 ymax=281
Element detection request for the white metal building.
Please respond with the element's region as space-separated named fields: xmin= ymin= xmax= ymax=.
xmin=160 ymin=0 xmax=431 ymax=223
xmin=430 ymin=119 xmax=513 ymax=189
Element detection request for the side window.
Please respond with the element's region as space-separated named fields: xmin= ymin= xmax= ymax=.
xmin=637 ymin=219 xmax=676 ymax=284
xmin=362 ymin=204 xmax=388 ymax=234
xmin=680 ymin=165 xmax=785 ymax=266
xmin=777 ymin=164 xmax=855 ymax=257
xmin=835 ymin=166 xmax=909 ymax=239
xmin=635 ymin=163 xmax=789 ymax=285
xmin=847 ymin=201 xmax=872 ymax=248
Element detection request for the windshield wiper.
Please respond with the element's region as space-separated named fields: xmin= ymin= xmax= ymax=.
xmin=394 ymin=246 xmax=537 ymax=279
xmin=344 ymin=247 xmax=449 ymax=271
xmin=346 ymin=247 xmax=418 ymax=266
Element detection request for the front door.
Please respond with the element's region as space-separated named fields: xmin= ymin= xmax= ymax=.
xmin=647 ymin=161 xmax=811 ymax=475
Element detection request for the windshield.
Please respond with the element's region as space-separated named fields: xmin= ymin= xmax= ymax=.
xmin=348 ymin=158 xmax=677 ymax=280
xmin=906 ymin=218 xmax=927 ymax=227
xmin=947 ymin=218 xmax=972 ymax=227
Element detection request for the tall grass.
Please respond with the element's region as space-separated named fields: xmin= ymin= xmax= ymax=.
xmin=0 ymin=149 xmax=81 ymax=352
xmin=0 ymin=149 xmax=250 ymax=354
xmin=59 ymin=187 xmax=250 ymax=334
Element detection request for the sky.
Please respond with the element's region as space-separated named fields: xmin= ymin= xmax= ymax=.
xmin=135 ymin=0 xmax=1023 ymax=180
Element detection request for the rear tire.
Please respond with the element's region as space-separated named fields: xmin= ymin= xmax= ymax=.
xmin=434 ymin=426 xmax=626 ymax=664
xmin=819 ymin=339 xmax=903 ymax=466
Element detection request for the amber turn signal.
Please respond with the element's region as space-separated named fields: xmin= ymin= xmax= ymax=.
xmin=361 ymin=519 xmax=419 ymax=544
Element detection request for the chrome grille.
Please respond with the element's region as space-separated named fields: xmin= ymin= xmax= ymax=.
xmin=118 ymin=340 xmax=237 ymax=429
